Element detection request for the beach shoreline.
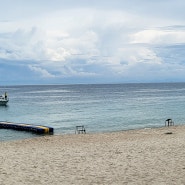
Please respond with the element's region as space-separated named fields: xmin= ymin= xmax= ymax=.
xmin=1 ymin=125 xmax=185 ymax=184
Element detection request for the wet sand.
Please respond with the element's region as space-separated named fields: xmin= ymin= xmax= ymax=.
xmin=0 ymin=126 xmax=185 ymax=185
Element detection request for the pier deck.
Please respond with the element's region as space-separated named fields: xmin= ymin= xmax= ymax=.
xmin=0 ymin=121 xmax=54 ymax=134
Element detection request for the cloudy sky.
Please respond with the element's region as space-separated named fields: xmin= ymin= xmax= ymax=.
xmin=0 ymin=0 xmax=185 ymax=85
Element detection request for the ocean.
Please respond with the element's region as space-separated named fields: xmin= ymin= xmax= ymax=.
xmin=0 ymin=83 xmax=185 ymax=141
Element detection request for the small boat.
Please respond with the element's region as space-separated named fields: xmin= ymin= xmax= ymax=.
xmin=0 ymin=92 xmax=9 ymax=106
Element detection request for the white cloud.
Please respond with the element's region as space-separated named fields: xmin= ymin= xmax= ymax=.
xmin=28 ymin=65 xmax=55 ymax=78
xmin=131 ymin=29 xmax=185 ymax=45
xmin=1 ymin=1 xmax=185 ymax=83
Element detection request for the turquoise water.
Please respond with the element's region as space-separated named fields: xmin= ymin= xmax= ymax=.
xmin=0 ymin=83 xmax=185 ymax=141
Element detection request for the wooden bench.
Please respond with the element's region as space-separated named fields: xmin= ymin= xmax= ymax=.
xmin=75 ymin=125 xmax=86 ymax=134
xmin=165 ymin=119 xmax=174 ymax=127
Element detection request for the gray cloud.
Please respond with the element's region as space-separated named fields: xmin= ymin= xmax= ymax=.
xmin=1 ymin=0 xmax=185 ymax=84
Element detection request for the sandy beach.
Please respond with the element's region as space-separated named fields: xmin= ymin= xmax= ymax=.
xmin=1 ymin=126 xmax=185 ymax=185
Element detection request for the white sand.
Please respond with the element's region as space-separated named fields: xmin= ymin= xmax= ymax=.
xmin=0 ymin=126 xmax=185 ymax=185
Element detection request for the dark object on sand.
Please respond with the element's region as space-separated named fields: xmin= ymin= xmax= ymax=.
xmin=75 ymin=125 xmax=86 ymax=134
xmin=165 ymin=119 xmax=174 ymax=127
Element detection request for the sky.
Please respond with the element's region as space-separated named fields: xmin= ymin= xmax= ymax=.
xmin=1 ymin=0 xmax=185 ymax=85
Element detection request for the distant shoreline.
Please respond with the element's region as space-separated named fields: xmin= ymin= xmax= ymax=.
xmin=2 ymin=81 xmax=185 ymax=87
xmin=0 ymin=123 xmax=182 ymax=142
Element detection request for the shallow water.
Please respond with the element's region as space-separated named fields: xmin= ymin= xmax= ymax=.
xmin=0 ymin=83 xmax=185 ymax=141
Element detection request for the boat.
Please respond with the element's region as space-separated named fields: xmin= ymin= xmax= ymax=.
xmin=0 ymin=92 xmax=9 ymax=106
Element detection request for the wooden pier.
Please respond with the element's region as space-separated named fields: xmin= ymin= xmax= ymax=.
xmin=0 ymin=121 xmax=54 ymax=134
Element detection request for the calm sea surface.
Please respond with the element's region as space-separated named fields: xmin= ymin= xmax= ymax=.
xmin=0 ymin=83 xmax=185 ymax=141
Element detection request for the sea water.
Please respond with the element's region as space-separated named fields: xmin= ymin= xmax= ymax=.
xmin=0 ymin=83 xmax=185 ymax=141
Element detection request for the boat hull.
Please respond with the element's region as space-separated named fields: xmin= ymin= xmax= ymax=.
xmin=0 ymin=93 xmax=9 ymax=106
xmin=0 ymin=100 xmax=8 ymax=106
